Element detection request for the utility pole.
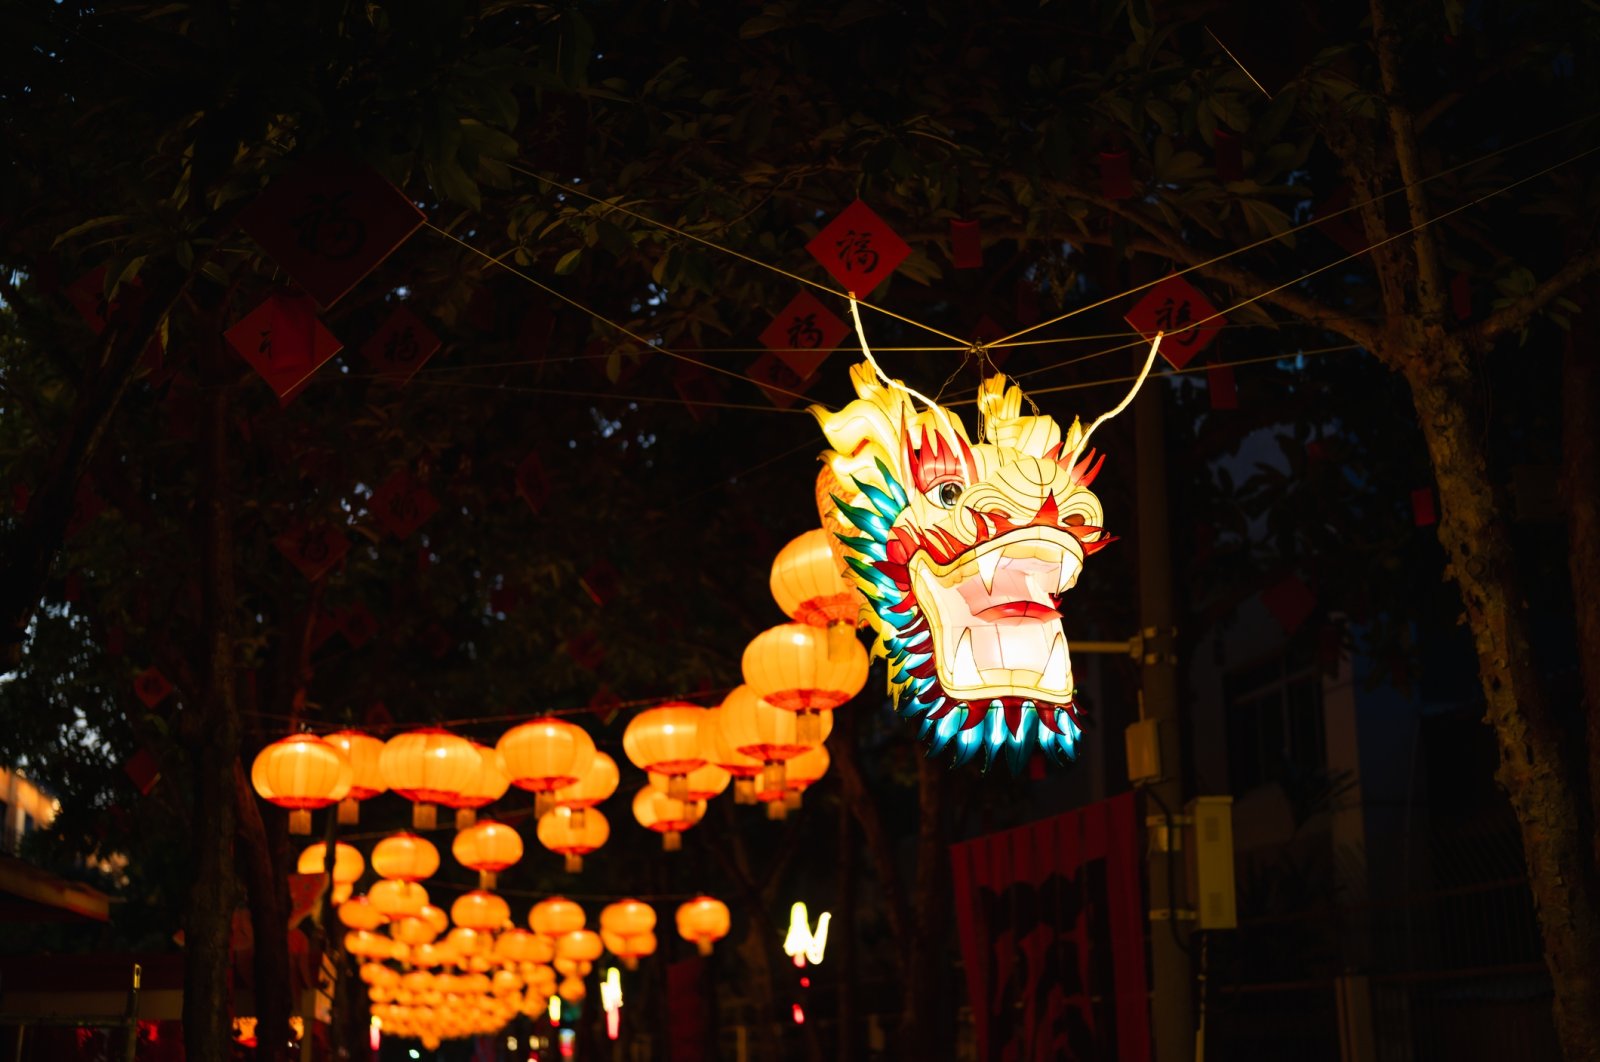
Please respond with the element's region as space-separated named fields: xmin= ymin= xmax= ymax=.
xmin=1135 ymin=374 xmax=1193 ymax=1061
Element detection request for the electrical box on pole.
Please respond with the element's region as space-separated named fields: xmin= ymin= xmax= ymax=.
xmin=1186 ymin=796 xmax=1237 ymax=930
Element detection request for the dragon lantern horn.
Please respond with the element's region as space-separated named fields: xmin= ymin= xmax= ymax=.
xmin=1063 ymin=332 xmax=1165 ymax=471
xmin=846 ymin=294 xmax=963 ymax=444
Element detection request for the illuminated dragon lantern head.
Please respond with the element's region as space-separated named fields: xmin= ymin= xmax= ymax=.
xmin=813 ymin=362 xmax=1117 ymax=771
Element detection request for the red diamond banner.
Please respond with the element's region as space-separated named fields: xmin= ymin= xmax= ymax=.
xmin=274 ymin=521 xmax=350 ymax=581
xmin=673 ymin=365 xmax=725 ymax=423
xmin=759 ymin=291 xmax=848 ymax=381
xmin=362 ymin=305 xmax=441 ymax=385
xmin=746 ymin=353 xmax=810 ymax=409
xmin=224 ymin=293 xmax=343 ymax=402
xmin=237 ymin=157 xmax=425 ymax=309
xmin=368 ymin=468 xmax=439 ymax=541
xmin=1125 ymin=275 xmax=1223 ymax=370
xmin=133 ymin=667 xmax=174 ymax=709
xmin=806 ymin=199 xmax=910 ymax=295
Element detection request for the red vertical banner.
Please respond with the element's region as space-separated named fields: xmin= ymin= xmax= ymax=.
xmin=950 ymin=792 xmax=1148 ymax=1062
xmin=951 ymin=219 xmax=983 ymax=269
xmin=1207 ymin=364 xmax=1239 ymax=410
xmin=667 ymin=957 xmax=711 ymax=1062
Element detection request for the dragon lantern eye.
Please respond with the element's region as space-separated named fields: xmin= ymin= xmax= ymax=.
xmin=926 ymin=481 xmax=964 ymax=509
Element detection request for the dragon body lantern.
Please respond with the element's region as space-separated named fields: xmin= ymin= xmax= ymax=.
xmin=812 ymin=303 xmax=1160 ymax=771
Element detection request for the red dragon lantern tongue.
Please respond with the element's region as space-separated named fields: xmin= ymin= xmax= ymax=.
xmin=810 ymin=301 xmax=1161 ymax=771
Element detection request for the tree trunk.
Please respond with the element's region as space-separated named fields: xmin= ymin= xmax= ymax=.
xmin=235 ymin=760 xmax=294 ymax=1062
xmin=183 ymin=375 xmax=242 ymax=1061
xmin=1405 ymin=343 xmax=1600 ymax=1060
xmin=1564 ymin=299 xmax=1600 ymax=877
xmin=898 ymin=754 xmax=948 ymax=1057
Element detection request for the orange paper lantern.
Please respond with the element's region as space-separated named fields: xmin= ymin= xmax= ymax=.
xmin=296 ymin=842 xmax=364 ymax=885
xmin=649 ymin=763 xmax=729 ymax=803
xmin=716 ymin=685 xmax=830 ymax=792
xmin=492 ymin=928 xmax=550 ymax=965
xmin=497 ymin=719 xmax=597 ymax=812
xmin=631 ymin=783 xmax=704 ymax=852
xmin=324 ymin=729 xmax=387 ymax=824
xmin=337 ymin=895 xmax=388 ymax=931
xmin=379 ymin=727 xmax=479 ymax=829
xmin=439 ymin=741 xmax=510 ymax=829
xmin=771 ymin=529 xmax=860 ymax=628
xmin=450 ymin=890 xmax=512 ymax=932
xmin=742 ymin=623 xmax=867 ymax=744
xmin=698 ymin=704 xmax=765 ymax=804
xmin=528 ymin=896 xmax=586 ymax=937
xmin=368 ymin=879 xmax=429 ymax=919
xmin=552 ymin=750 xmax=619 ymax=830
xmin=622 ymin=703 xmax=707 ymax=799
xmin=371 ymin=832 xmax=440 ymax=882
xmin=536 ymin=806 xmax=610 ymax=873
xmin=251 ymin=734 xmax=352 ymax=834
xmin=675 ymin=896 xmax=730 ymax=956
xmin=451 ymin=819 xmax=524 ymax=889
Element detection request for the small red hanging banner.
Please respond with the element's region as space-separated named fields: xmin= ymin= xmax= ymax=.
xmin=1313 ymin=187 xmax=1367 ymax=257
xmin=340 ymin=601 xmax=379 ymax=648
xmin=674 ymin=365 xmax=725 ymax=423
xmin=1207 ymin=364 xmax=1239 ymax=409
xmin=565 ymin=629 xmax=605 ymax=671
xmin=123 ymin=748 xmax=162 ymax=796
xmin=758 ymin=291 xmax=848 ymax=380
xmin=515 ymin=452 xmax=550 ymax=513
xmin=274 ymin=521 xmax=350 ymax=581
xmin=1214 ymin=129 xmax=1245 ymax=182
xmin=1450 ymin=273 xmax=1472 ymax=321
xmin=1261 ymin=575 xmax=1316 ymax=635
xmin=1098 ymin=150 xmax=1134 ymax=200
xmin=950 ymin=219 xmax=983 ymax=270
xmin=368 ymin=467 xmax=439 ymax=541
xmin=589 ymin=684 xmax=622 ymax=726
xmin=237 ymin=157 xmax=425 ymax=309
xmin=65 ymin=479 xmax=108 ymax=539
xmin=1411 ymin=487 xmax=1437 ymax=527
xmin=580 ymin=560 xmax=621 ymax=607
xmin=805 ymin=199 xmax=910 ymax=294
xmin=746 ymin=353 xmax=810 ymax=409
xmin=65 ymin=266 xmax=147 ymax=335
xmin=1125 ymin=275 xmax=1223 ymax=369
xmin=133 ymin=667 xmax=174 ymax=709
xmin=224 ymin=293 xmax=343 ymax=402
xmin=362 ymin=305 xmax=441 ymax=385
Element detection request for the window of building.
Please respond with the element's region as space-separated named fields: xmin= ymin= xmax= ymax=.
xmin=1224 ymin=643 xmax=1325 ymax=794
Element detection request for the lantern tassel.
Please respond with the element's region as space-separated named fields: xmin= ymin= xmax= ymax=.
xmin=666 ymin=774 xmax=688 ymax=801
xmin=289 ymin=809 xmax=312 ymax=835
xmin=663 ymin=831 xmax=682 ymax=852
xmin=337 ymin=799 xmax=359 ymax=825
xmin=796 ymin=711 xmax=822 ymax=746
xmin=734 ymin=778 xmax=755 ymax=805
xmin=766 ymin=800 xmax=788 ymax=821
xmin=762 ymin=762 xmax=787 ymax=793
xmin=565 ymin=853 xmax=583 ymax=873
xmin=455 ymin=807 xmax=476 ymax=830
xmin=570 ymin=806 xmax=587 ymax=830
xmin=479 ymin=870 xmax=497 ymax=890
xmin=697 ymin=940 xmax=713 ymax=957
xmin=624 ymin=956 xmax=638 ymax=971
xmin=413 ymin=803 xmax=436 ymax=830
xmin=784 ymin=789 xmax=803 ymax=811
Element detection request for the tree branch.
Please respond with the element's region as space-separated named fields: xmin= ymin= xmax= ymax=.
xmin=1370 ymin=0 xmax=1448 ymax=320
xmin=1469 ymin=244 xmax=1600 ymax=347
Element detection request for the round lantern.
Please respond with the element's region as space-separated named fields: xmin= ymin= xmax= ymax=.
xmin=344 ymin=929 xmax=393 ymax=960
xmin=371 ymin=832 xmax=440 ymax=882
xmin=360 ymin=963 xmax=400 ymax=988
xmin=410 ymin=941 xmax=457 ymax=968
xmin=717 ymin=685 xmax=831 ymax=793
xmin=323 ymin=729 xmax=387 ymax=824
xmin=536 ymin=806 xmax=609 ymax=873
xmin=622 ymin=703 xmax=707 ymax=799
xmin=493 ymin=929 xmax=548 ymax=965
xmin=529 ymin=896 xmax=586 ymax=938
xmin=555 ymin=929 xmax=603 ymax=965
xmin=296 ymin=842 xmax=364 ymax=887
xmin=492 ymin=968 xmax=522 ymax=996
xmin=391 ymin=913 xmax=441 ymax=947
xmin=600 ymin=899 xmax=657 ymax=971
xmin=445 ymin=926 xmax=489 ymax=959
xmin=419 ymin=902 xmax=450 ymax=937
xmin=368 ymin=879 xmax=429 ymax=920
xmin=250 ymin=734 xmax=352 ymax=834
xmin=552 ymin=750 xmax=619 ymax=830
xmin=699 ymin=704 xmax=765 ymax=804
xmin=742 ymin=623 xmax=868 ymax=745
xmin=440 ymin=741 xmax=510 ymax=830
xmin=781 ymin=742 xmax=831 ymax=812
xmin=337 ymin=895 xmax=387 ymax=931
xmin=496 ymin=718 xmax=597 ymax=813
xmin=650 ymin=763 xmax=730 ymax=803
xmin=331 ymin=883 xmax=353 ymax=905
xmin=601 ymin=929 xmax=658 ymax=971
xmin=380 ymin=727 xmax=479 ymax=830
xmin=675 ymin=896 xmax=730 ymax=956
xmin=451 ymin=819 xmax=524 ymax=889
xmin=771 ymin=528 xmax=861 ymax=631
xmin=554 ymin=956 xmax=591 ymax=978
xmin=451 ymin=890 xmax=512 ymax=932
xmin=558 ymin=976 xmax=587 ymax=1003
xmin=631 ymin=783 xmax=704 ymax=852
